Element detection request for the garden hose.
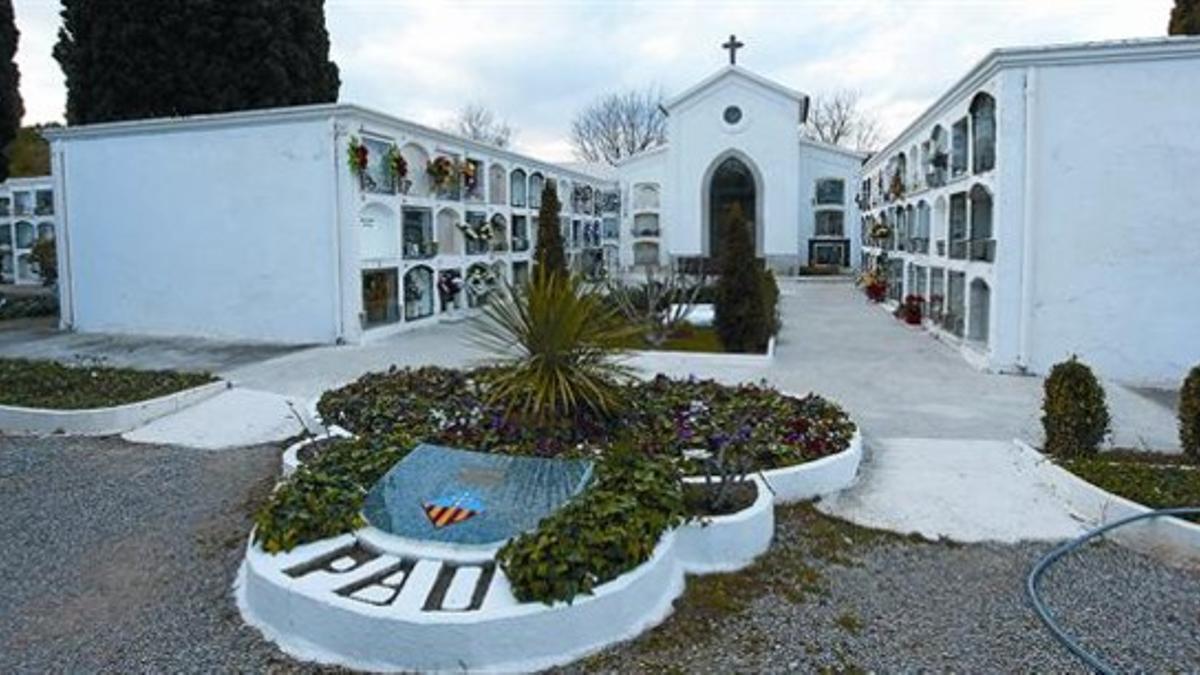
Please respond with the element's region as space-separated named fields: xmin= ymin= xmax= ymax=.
xmin=1026 ymin=507 xmax=1200 ymax=674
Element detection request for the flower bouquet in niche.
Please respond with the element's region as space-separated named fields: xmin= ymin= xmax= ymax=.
xmin=427 ymin=156 xmax=460 ymax=192
xmin=386 ymin=145 xmax=409 ymax=193
xmin=347 ymin=137 xmax=369 ymax=181
xmin=461 ymin=160 xmax=479 ymax=193
xmin=438 ymin=271 xmax=464 ymax=310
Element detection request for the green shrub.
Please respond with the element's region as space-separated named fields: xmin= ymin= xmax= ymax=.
xmin=760 ymin=268 xmax=781 ymax=337
xmin=254 ymin=432 xmax=416 ymax=553
xmin=1041 ymin=356 xmax=1110 ymax=457
xmin=470 ymin=273 xmax=637 ymax=425
xmin=714 ymin=203 xmax=771 ymax=353
xmin=1181 ymin=366 xmax=1200 ymax=459
xmin=497 ymin=446 xmax=686 ymax=604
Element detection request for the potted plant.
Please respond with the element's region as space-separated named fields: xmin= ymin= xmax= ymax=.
xmin=899 ymin=294 xmax=924 ymax=325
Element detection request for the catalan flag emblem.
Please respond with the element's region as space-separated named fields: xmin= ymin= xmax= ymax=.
xmin=422 ymin=492 xmax=484 ymax=529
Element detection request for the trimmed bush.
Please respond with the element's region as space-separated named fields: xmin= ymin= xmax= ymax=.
xmin=533 ymin=179 xmax=567 ymax=279
xmin=714 ymin=203 xmax=771 ymax=353
xmin=761 ymin=268 xmax=781 ymax=337
xmin=1181 ymin=365 xmax=1200 ymax=459
xmin=1042 ymin=356 xmax=1110 ymax=457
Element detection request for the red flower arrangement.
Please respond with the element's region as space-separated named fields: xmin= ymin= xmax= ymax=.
xmin=899 ymin=294 xmax=924 ymax=325
xmin=347 ymin=137 xmax=369 ymax=178
xmin=385 ymin=145 xmax=407 ymax=182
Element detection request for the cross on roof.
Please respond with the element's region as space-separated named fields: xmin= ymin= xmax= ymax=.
xmin=722 ymin=34 xmax=744 ymax=65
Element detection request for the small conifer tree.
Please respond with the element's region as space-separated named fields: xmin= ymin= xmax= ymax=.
xmin=714 ymin=203 xmax=770 ymax=353
xmin=534 ymin=179 xmax=568 ymax=280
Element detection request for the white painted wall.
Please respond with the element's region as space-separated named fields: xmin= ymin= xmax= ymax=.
xmin=616 ymin=150 xmax=667 ymax=268
xmin=665 ymin=71 xmax=802 ymax=265
xmin=56 ymin=116 xmax=340 ymax=344
xmin=796 ymin=140 xmax=864 ymax=268
xmin=1025 ymin=56 xmax=1200 ymax=385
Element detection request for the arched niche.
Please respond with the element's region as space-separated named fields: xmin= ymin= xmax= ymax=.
xmin=488 ymin=163 xmax=507 ymax=205
xmin=436 ymin=207 xmax=463 ymax=256
xmin=400 ymin=143 xmax=431 ymax=196
xmin=403 ymin=265 xmax=436 ymax=321
xmin=359 ymin=203 xmax=399 ymax=260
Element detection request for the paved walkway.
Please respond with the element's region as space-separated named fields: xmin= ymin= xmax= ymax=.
xmin=5 ymin=280 xmax=1182 ymax=543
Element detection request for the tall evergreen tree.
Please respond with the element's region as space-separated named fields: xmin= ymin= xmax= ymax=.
xmin=714 ymin=203 xmax=770 ymax=353
xmin=1169 ymin=0 xmax=1200 ymax=34
xmin=534 ymin=179 xmax=568 ymax=280
xmin=0 ymin=0 xmax=23 ymax=181
xmin=54 ymin=0 xmax=340 ymax=125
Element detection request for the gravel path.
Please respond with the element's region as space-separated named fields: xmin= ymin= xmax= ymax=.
xmin=2 ymin=435 xmax=1198 ymax=673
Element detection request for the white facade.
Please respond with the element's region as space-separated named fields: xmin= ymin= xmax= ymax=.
xmin=48 ymin=105 xmax=614 ymax=344
xmin=860 ymin=37 xmax=1200 ymax=386
xmin=614 ymin=66 xmax=864 ymax=273
xmin=0 ymin=176 xmax=56 ymax=285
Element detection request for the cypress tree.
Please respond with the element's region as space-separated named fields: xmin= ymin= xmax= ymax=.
xmin=1169 ymin=0 xmax=1200 ymax=34
xmin=534 ymin=179 xmax=568 ymax=280
xmin=0 ymin=0 xmax=22 ymax=181
xmin=714 ymin=203 xmax=770 ymax=353
xmin=54 ymin=0 xmax=340 ymax=125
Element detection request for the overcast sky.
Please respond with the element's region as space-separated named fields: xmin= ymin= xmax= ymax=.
xmin=12 ymin=0 xmax=1176 ymax=161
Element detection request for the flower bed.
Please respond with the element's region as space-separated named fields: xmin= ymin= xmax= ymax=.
xmin=256 ymin=367 xmax=855 ymax=596
xmin=1059 ymin=452 xmax=1200 ymax=520
xmin=0 ymin=357 xmax=216 ymax=409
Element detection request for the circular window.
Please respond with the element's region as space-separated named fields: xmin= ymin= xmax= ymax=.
xmin=723 ymin=105 xmax=743 ymax=125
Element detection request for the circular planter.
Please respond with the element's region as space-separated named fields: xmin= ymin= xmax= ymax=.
xmin=1012 ymin=440 xmax=1200 ymax=566
xmin=676 ymin=475 xmax=774 ymax=573
xmin=237 ymin=529 xmax=686 ymax=673
xmin=756 ymin=429 xmax=863 ymax=504
xmin=281 ymin=428 xmax=355 ymax=477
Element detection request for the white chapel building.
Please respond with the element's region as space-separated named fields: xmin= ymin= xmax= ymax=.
xmin=40 ymin=35 xmax=1200 ymax=386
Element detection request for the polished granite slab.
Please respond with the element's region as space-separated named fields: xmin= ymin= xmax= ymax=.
xmin=362 ymin=444 xmax=594 ymax=546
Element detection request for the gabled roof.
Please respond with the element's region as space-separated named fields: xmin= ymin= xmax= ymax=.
xmin=662 ymin=65 xmax=808 ymax=112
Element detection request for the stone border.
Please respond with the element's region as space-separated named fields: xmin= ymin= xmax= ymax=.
xmin=0 ymin=380 xmax=228 ymax=436
xmin=1012 ymin=440 xmax=1200 ymax=566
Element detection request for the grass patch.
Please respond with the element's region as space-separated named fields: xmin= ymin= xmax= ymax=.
xmin=617 ymin=324 xmax=727 ymax=353
xmin=0 ymin=357 xmax=216 ymax=409
xmin=1061 ymin=453 xmax=1200 ymax=519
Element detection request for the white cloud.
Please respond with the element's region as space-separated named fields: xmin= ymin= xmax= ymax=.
xmin=12 ymin=0 xmax=1175 ymax=160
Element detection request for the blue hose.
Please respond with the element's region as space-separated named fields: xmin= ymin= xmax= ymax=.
xmin=1026 ymin=506 xmax=1200 ymax=674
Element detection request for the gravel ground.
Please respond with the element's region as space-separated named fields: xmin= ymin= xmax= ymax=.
xmin=2 ymin=435 xmax=1198 ymax=673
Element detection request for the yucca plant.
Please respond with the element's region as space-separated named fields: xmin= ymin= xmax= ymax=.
xmin=470 ymin=272 xmax=639 ymax=426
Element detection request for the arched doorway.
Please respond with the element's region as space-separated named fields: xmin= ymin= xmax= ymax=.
xmin=706 ymin=155 xmax=758 ymax=258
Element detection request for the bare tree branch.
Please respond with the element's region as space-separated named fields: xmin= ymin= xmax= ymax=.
xmin=570 ymin=86 xmax=667 ymax=165
xmin=805 ymin=89 xmax=882 ymax=152
xmin=443 ymin=102 xmax=514 ymax=148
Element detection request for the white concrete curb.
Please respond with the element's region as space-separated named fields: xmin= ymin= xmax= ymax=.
xmin=676 ymin=475 xmax=775 ymax=573
xmin=626 ymin=335 xmax=776 ymax=366
xmin=758 ymin=429 xmax=864 ymax=504
xmin=238 ymin=527 xmax=688 ymax=673
xmin=0 ymin=380 xmax=229 ymax=436
xmin=281 ymin=429 xmax=355 ymax=478
xmin=1012 ymin=439 xmax=1200 ymax=566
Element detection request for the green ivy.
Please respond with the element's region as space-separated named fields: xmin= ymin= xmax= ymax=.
xmin=0 ymin=357 xmax=214 ymax=409
xmin=497 ymin=446 xmax=686 ymax=604
xmin=253 ymin=432 xmax=416 ymax=553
